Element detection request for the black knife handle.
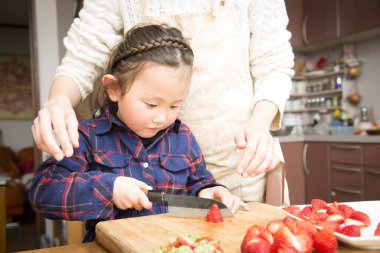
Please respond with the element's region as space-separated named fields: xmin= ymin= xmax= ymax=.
xmin=147 ymin=190 xmax=166 ymax=202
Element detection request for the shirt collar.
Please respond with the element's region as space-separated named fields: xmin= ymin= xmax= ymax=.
xmin=94 ymin=105 xmax=181 ymax=135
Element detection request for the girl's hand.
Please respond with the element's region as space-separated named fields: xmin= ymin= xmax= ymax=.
xmin=198 ymin=186 xmax=249 ymax=214
xmin=112 ymin=177 xmax=153 ymax=211
xmin=234 ymin=100 xmax=281 ymax=178
xmin=31 ymin=96 xmax=79 ymax=161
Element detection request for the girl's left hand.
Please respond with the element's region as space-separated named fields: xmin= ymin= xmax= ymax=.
xmin=198 ymin=186 xmax=249 ymax=214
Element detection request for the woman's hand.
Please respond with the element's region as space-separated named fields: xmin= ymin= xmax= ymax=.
xmin=112 ymin=177 xmax=153 ymax=210
xmin=32 ymin=96 xmax=79 ymax=161
xmin=234 ymin=100 xmax=281 ymax=177
xmin=198 ymin=186 xmax=249 ymax=214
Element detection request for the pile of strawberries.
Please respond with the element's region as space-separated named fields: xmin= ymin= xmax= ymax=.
xmin=241 ymin=217 xmax=336 ymax=253
xmin=282 ymin=199 xmax=379 ymax=237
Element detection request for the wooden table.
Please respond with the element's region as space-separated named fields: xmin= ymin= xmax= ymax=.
xmin=94 ymin=202 xmax=380 ymax=253
xmin=16 ymin=242 xmax=108 ymax=253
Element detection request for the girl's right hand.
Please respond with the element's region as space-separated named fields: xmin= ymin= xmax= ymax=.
xmin=31 ymin=96 xmax=79 ymax=161
xmin=112 ymin=177 xmax=153 ymax=211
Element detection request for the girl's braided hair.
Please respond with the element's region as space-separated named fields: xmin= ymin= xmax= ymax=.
xmin=97 ymin=24 xmax=194 ymax=116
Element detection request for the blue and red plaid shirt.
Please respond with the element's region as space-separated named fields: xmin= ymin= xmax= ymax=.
xmin=29 ymin=106 xmax=218 ymax=241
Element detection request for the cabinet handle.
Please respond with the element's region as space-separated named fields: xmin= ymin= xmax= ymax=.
xmin=303 ymin=143 xmax=309 ymax=175
xmin=366 ymin=168 xmax=380 ymax=176
xmin=331 ymin=144 xmax=361 ymax=150
xmin=331 ymin=165 xmax=361 ymax=173
xmin=331 ymin=186 xmax=362 ymax=195
xmin=302 ymin=16 xmax=309 ymax=45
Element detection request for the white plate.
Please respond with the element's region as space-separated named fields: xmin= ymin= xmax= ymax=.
xmin=279 ymin=201 xmax=380 ymax=249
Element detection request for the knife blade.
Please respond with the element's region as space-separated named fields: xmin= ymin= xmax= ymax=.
xmin=147 ymin=190 xmax=233 ymax=218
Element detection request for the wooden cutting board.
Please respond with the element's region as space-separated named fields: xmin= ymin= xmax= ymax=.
xmin=95 ymin=202 xmax=286 ymax=253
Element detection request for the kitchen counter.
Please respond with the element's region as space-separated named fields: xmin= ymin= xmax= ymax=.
xmin=278 ymin=134 xmax=380 ymax=143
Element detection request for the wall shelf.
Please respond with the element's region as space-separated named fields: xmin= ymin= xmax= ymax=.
xmin=290 ymin=89 xmax=342 ymax=99
xmin=285 ymin=106 xmax=341 ymax=114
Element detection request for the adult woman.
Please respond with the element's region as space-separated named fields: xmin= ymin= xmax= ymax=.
xmin=32 ymin=0 xmax=294 ymax=202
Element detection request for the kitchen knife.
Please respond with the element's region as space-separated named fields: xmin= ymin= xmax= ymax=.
xmin=147 ymin=190 xmax=233 ymax=218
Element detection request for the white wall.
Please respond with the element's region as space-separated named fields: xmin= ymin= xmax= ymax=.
xmin=356 ymin=36 xmax=380 ymax=121
xmin=0 ymin=27 xmax=33 ymax=152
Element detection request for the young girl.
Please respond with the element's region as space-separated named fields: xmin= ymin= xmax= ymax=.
xmin=29 ymin=24 xmax=248 ymax=242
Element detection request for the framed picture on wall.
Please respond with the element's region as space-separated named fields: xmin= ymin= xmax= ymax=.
xmin=0 ymin=55 xmax=33 ymax=120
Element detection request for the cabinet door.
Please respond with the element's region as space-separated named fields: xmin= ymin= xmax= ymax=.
xmin=303 ymin=0 xmax=338 ymax=44
xmin=305 ymin=142 xmax=330 ymax=203
xmin=339 ymin=0 xmax=380 ymax=37
xmin=284 ymin=0 xmax=304 ymax=46
xmin=364 ymin=144 xmax=380 ymax=200
xmin=281 ymin=142 xmax=305 ymax=204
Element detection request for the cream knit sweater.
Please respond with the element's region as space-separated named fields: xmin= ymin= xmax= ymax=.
xmin=56 ymin=0 xmax=294 ymax=202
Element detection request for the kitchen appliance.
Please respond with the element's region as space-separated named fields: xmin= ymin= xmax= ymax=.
xmin=147 ymin=190 xmax=233 ymax=218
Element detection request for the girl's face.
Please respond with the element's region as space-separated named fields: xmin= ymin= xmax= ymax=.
xmin=104 ymin=62 xmax=192 ymax=138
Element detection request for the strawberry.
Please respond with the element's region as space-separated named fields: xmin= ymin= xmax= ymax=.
xmin=295 ymin=233 xmax=313 ymax=253
xmin=349 ymin=211 xmax=371 ymax=227
xmin=271 ymin=226 xmax=301 ymax=253
xmin=282 ymin=206 xmax=301 ymax=217
xmin=344 ymin=218 xmax=365 ymax=227
xmin=338 ymin=204 xmax=355 ymax=218
xmin=277 ymin=246 xmax=301 ymax=253
xmin=337 ymin=225 xmax=361 ymax=237
xmin=326 ymin=214 xmax=345 ymax=224
xmin=267 ymin=220 xmax=284 ymax=234
xmin=309 ymin=212 xmax=328 ymax=222
xmin=294 ymin=220 xmax=317 ymax=237
xmin=241 ymin=225 xmax=271 ymax=253
xmin=311 ymin=199 xmax=328 ymax=212
xmin=326 ymin=202 xmax=343 ymax=216
xmin=315 ymin=220 xmax=341 ymax=232
xmin=313 ymin=229 xmax=337 ymax=253
xmin=243 ymin=238 xmax=271 ymax=253
xmin=205 ymin=204 xmax=223 ymax=223
xmin=375 ymin=222 xmax=380 ymax=236
xmin=300 ymin=206 xmax=313 ymax=220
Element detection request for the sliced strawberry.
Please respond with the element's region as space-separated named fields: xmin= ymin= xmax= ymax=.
xmin=326 ymin=214 xmax=345 ymax=224
xmin=277 ymin=246 xmax=301 ymax=253
xmin=309 ymin=212 xmax=328 ymax=222
xmin=337 ymin=225 xmax=361 ymax=237
xmin=326 ymin=202 xmax=343 ymax=216
xmin=267 ymin=220 xmax=284 ymax=234
xmin=349 ymin=211 xmax=371 ymax=227
xmin=311 ymin=199 xmax=328 ymax=212
xmin=283 ymin=217 xmax=297 ymax=234
xmin=282 ymin=206 xmax=301 ymax=217
xmin=313 ymin=229 xmax=338 ymax=253
xmin=315 ymin=220 xmax=341 ymax=232
xmin=295 ymin=232 xmax=313 ymax=253
xmin=344 ymin=218 xmax=365 ymax=227
xmin=375 ymin=222 xmax=380 ymax=236
xmin=300 ymin=206 xmax=313 ymax=220
xmin=338 ymin=204 xmax=355 ymax=218
xmin=272 ymin=226 xmax=302 ymax=253
xmin=294 ymin=220 xmax=318 ymax=237
xmin=205 ymin=204 xmax=224 ymax=223
xmin=243 ymin=238 xmax=271 ymax=253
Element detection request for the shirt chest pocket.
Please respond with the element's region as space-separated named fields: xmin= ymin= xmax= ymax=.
xmin=157 ymin=154 xmax=191 ymax=193
xmin=92 ymin=150 xmax=132 ymax=175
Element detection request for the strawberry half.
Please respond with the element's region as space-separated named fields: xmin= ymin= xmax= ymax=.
xmin=349 ymin=211 xmax=371 ymax=227
xmin=337 ymin=225 xmax=361 ymax=237
xmin=205 ymin=204 xmax=224 ymax=223
xmin=282 ymin=206 xmax=301 ymax=217
xmin=311 ymin=199 xmax=328 ymax=212
xmin=313 ymin=229 xmax=337 ymax=253
xmin=375 ymin=222 xmax=380 ymax=236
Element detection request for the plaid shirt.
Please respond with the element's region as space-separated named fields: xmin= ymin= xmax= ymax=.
xmin=29 ymin=106 xmax=218 ymax=241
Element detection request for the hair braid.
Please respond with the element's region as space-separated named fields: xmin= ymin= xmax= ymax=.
xmin=112 ymin=37 xmax=193 ymax=70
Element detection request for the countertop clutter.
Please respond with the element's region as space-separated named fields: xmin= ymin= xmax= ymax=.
xmin=279 ymin=134 xmax=380 ymax=143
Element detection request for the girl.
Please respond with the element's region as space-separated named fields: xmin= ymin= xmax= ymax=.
xmin=29 ymin=24 xmax=248 ymax=242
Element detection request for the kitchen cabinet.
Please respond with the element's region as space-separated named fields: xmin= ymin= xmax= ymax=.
xmin=281 ymin=142 xmax=305 ymax=204
xmin=363 ymin=144 xmax=380 ymax=200
xmin=330 ymin=143 xmax=364 ymax=202
xmin=285 ymin=0 xmax=380 ymax=46
xmin=304 ymin=142 xmax=330 ymax=203
xmin=302 ymin=0 xmax=338 ymax=45
xmin=339 ymin=0 xmax=380 ymax=38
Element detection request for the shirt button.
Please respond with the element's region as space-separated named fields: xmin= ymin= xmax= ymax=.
xmin=142 ymin=162 xmax=149 ymax=168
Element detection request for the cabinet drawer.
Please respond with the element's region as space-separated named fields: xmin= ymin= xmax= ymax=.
xmin=330 ymin=188 xmax=364 ymax=202
xmin=330 ymin=144 xmax=362 ymax=165
xmin=365 ymin=166 xmax=380 ymax=200
xmin=331 ymin=164 xmax=363 ymax=189
xmin=364 ymin=144 xmax=380 ymax=166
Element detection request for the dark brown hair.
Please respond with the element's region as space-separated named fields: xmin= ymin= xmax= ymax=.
xmin=96 ymin=24 xmax=194 ymax=116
